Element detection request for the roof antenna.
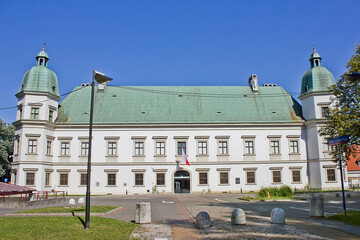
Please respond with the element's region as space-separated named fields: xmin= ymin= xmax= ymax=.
xmin=42 ymin=42 xmax=46 ymax=51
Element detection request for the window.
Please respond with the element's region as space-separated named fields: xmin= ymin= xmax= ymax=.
xmin=246 ymin=171 xmax=256 ymax=184
xmin=327 ymin=169 xmax=336 ymax=182
xmin=270 ymin=141 xmax=280 ymax=154
xmin=45 ymin=172 xmax=51 ymax=186
xmin=48 ymin=110 xmax=54 ymax=121
xmin=290 ymin=140 xmax=299 ymax=154
xmin=135 ymin=173 xmax=144 ymax=186
xmin=245 ymin=141 xmax=254 ymax=154
xmin=15 ymin=137 xmax=20 ymax=155
xmin=108 ymin=173 xmax=116 ymax=186
xmin=218 ymin=141 xmax=228 ymax=155
xmin=321 ymin=107 xmax=329 ymax=118
xmin=235 ymin=178 xmax=240 ymax=184
xmin=292 ymin=170 xmax=301 ymax=183
xmin=28 ymin=139 xmax=37 ymax=154
xmin=199 ymin=172 xmax=208 ymax=185
xmin=30 ymin=108 xmax=39 ymax=119
xmin=81 ymin=142 xmax=89 ymax=156
xmin=26 ymin=173 xmax=35 ymax=185
xmin=198 ymin=141 xmax=207 ymax=155
xmin=324 ymin=138 xmax=335 ymax=152
xmin=46 ymin=141 xmax=52 ymax=155
xmin=220 ymin=172 xmax=229 ymax=185
xmin=60 ymin=173 xmax=68 ymax=186
xmin=108 ymin=142 xmax=117 ymax=156
xmin=177 ymin=142 xmax=186 ymax=155
xmin=61 ymin=142 xmax=70 ymax=156
xmin=80 ymin=173 xmax=87 ymax=186
xmin=135 ymin=142 xmax=144 ymax=156
xmin=272 ymin=171 xmax=281 ymax=183
xmin=156 ymin=142 xmax=165 ymax=155
xmin=156 ymin=173 xmax=165 ymax=185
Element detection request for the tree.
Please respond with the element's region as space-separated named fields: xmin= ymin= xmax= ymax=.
xmin=0 ymin=118 xmax=15 ymax=179
xmin=319 ymin=43 xmax=360 ymax=161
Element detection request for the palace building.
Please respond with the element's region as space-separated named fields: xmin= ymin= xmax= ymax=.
xmin=11 ymin=47 xmax=347 ymax=194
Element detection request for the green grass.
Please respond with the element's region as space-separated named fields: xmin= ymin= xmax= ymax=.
xmin=0 ymin=216 xmax=136 ymax=240
xmin=241 ymin=196 xmax=294 ymax=201
xmin=327 ymin=211 xmax=360 ymax=226
xmin=16 ymin=206 xmax=117 ymax=214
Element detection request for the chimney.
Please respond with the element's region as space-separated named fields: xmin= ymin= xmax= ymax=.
xmin=249 ymin=74 xmax=258 ymax=93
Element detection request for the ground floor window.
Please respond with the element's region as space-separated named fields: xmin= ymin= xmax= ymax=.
xmin=26 ymin=172 xmax=35 ymax=185
xmin=292 ymin=170 xmax=301 ymax=183
xmin=60 ymin=173 xmax=69 ymax=186
xmin=45 ymin=172 xmax=51 ymax=186
xmin=219 ymin=172 xmax=229 ymax=185
xmin=108 ymin=173 xmax=116 ymax=186
xmin=135 ymin=173 xmax=144 ymax=186
xmin=246 ymin=171 xmax=256 ymax=184
xmin=80 ymin=173 xmax=87 ymax=186
xmin=199 ymin=172 xmax=208 ymax=185
xmin=272 ymin=171 xmax=281 ymax=183
xmin=327 ymin=169 xmax=336 ymax=182
xmin=156 ymin=173 xmax=165 ymax=186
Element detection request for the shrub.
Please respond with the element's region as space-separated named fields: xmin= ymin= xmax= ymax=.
xmin=258 ymin=186 xmax=293 ymax=198
xmin=279 ymin=185 xmax=293 ymax=197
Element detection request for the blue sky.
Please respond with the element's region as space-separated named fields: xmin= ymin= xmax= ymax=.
xmin=0 ymin=0 xmax=359 ymax=123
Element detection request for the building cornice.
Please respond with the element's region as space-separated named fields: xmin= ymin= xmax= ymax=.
xmin=298 ymin=91 xmax=333 ymax=100
xmin=15 ymin=91 xmax=61 ymax=101
xmin=13 ymin=119 xmax=56 ymax=130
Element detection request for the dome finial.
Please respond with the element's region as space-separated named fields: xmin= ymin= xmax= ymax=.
xmin=42 ymin=43 xmax=46 ymax=51
xmin=313 ymin=45 xmax=316 ymax=52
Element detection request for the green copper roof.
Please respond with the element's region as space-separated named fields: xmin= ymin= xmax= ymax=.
xmin=17 ymin=50 xmax=60 ymax=98
xmin=56 ymin=86 xmax=303 ymax=124
xmin=299 ymin=50 xmax=335 ymax=97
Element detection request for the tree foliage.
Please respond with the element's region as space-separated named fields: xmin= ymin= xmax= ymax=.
xmin=0 ymin=118 xmax=15 ymax=178
xmin=319 ymin=43 xmax=360 ymax=161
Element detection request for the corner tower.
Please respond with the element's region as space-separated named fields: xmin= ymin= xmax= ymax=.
xmin=299 ymin=48 xmax=337 ymax=189
xmin=12 ymin=47 xmax=60 ymax=189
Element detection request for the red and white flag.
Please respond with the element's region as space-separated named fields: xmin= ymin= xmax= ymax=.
xmin=181 ymin=148 xmax=190 ymax=166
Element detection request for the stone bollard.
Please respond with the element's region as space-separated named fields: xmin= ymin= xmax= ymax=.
xmin=231 ymin=208 xmax=246 ymax=225
xmin=195 ymin=211 xmax=212 ymax=228
xmin=78 ymin=197 xmax=85 ymax=204
xmin=135 ymin=202 xmax=151 ymax=224
xmin=270 ymin=208 xmax=285 ymax=224
xmin=69 ymin=198 xmax=76 ymax=206
xmin=310 ymin=194 xmax=324 ymax=217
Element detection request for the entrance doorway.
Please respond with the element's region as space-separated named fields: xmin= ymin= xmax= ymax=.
xmin=174 ymin=170 xmax=190 ymax=193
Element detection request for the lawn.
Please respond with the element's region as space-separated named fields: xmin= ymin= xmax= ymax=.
xmin=16 ymin=206 xmax=117 ymax=214
xmin=327 ymin=211 xmax=360 ymax=226
xmin=0 ymin=216 xmax=136 ymax=240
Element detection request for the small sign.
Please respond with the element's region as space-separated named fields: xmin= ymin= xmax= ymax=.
xmin=328 ymin=135 xmax=350 ymax=146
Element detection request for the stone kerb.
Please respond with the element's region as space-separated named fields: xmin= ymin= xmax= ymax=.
xmin=270 ymin=208 xmax=285 ymax=224
xmin=195 ymin=211 xmax=212 ymax=228
xmin=135 ymin=201 xmax=151 ymax=224
xmin=310 ymin=194 xmax=324 ymax=217
xmin=231 ymin=208 xmax=246 ymax=225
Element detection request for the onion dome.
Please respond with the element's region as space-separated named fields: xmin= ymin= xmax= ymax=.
xmin=16 ymin=47 xmax=60 ymax=99
xmin=300 ymin=48 xmax=335 ymax=97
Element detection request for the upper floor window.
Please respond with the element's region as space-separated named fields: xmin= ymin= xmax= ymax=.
xmin=30 ymin=108 xmax=39 ymax=119
xmin=135 ymin=142 xmax=144 ymax=156
xmin=177 ymin=142 xmax=186 ymax=155
xmin=218 ymin=141 xmax=228 ymax=155
xmin=198 ymin=141 xmax=207 ymax=155
xmin=28 ymin=139 xmax=37 ymax=154
xmin=321 ymin=107 xmax=329 ymax=118
xmin=156 ymin=142 xmax=165 ymax=155
xmin=270 ymin=141 xmax=280 ymax=154
xmin=46 ymin=141 xmax=52 ymax=155
xmin=81 ymin=142 xmax=89 ymax=156
xmin=245 ymin=141 xmax=254 ymax=154
xmin=48 ymin=110 xmax=54 ymax=122
xmin=289 ymin=140 xmax=299 ymax=154
xmin=61 ymin=142 xmax=70 ymax=156
xmin=108 ymin=142 xmax=117 ymax=156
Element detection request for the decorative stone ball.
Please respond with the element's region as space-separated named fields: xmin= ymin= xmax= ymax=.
xmin=270 ymin=208 xmax=285 ymax=224
xmin=69 ymin=198 xmax=76 ymax=205
xmin=195 ymin=211 xmax=212 ymax=228
xmin=231 ymin=208 xmax=246 ymax=225
xmin=78 ymin=197 xmax=85 ymax=204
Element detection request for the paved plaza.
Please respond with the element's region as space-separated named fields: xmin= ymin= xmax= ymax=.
xmin=1 ymin=192 xmax=360 ymax=239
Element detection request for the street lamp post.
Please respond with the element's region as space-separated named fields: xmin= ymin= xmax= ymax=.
xmin=85 ymin=70 xmax=112 ymax=229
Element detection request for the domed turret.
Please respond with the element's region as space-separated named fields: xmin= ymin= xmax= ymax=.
xmin=16 ymin=47 xmax=60 ymax=99
xmin=299 ymin=48 xmax=335 ymax=97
